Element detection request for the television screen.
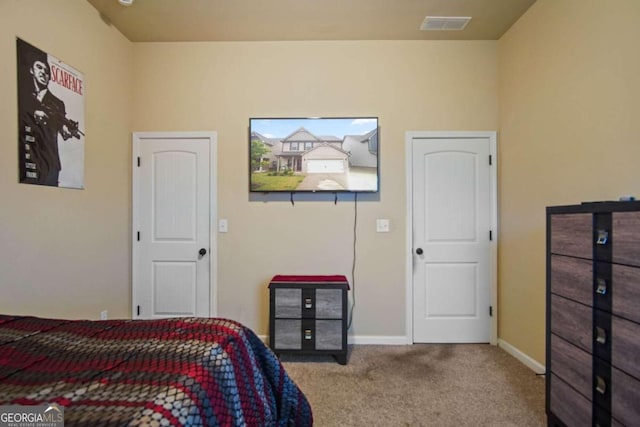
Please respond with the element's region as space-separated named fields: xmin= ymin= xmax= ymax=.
xmin=249 ymin=117 xmax=379 ymax=193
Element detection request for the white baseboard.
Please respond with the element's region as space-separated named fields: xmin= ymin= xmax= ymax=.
xmin=259 ymin=335 xmax=410 ymax=346
xmin=498 ymin=338 xmax=546 ymax=374
xmin=348 ymin=335 xmax=411 ymax=345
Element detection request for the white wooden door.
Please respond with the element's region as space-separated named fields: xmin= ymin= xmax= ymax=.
xmin=411 ymin=134 xmax=495 ymax=343
xmin=133 ymin=132 xmax=216 ymax=319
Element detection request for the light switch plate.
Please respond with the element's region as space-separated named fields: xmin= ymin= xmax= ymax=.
xmin=219 ymin=219 xmax=228 ymax=233
xmin=376 ymin=219 xmax=390 ymax=232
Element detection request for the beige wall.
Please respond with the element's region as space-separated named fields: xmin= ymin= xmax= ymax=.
xmin=0 ymin=1 xmax=133 ymax=319
xmin=132 ymin=41 xmax=498 ymax=336
xmin=498 ymin=0 xmax=640 ymax=363
xmin=0 ymin=1 xmax=499 ymax=338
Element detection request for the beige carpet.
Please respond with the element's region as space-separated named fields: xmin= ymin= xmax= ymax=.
xmin=281 ymin=344 xmax=545 ymax=427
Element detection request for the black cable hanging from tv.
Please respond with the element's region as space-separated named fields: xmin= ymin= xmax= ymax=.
xmin=348 ymin=192 xmax=358 ymax=331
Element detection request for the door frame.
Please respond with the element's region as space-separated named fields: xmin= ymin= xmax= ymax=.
xmin=132 ymin=131 xmax=218 ymax=318
xmin=405 ymin=131 xmax=497 ymax=345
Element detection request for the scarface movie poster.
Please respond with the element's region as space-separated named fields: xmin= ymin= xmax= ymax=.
xmin=17 ymin=38 xmax=85 ymax=189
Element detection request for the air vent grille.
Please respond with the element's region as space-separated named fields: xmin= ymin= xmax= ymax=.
xmin=420 ymin=16 xmax=471 ymax=31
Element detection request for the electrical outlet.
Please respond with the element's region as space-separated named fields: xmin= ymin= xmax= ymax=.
xmin=376 ymin=219 xmax=390 ymax=232
xmin=100 ymin=310 xmax=108 ymax=320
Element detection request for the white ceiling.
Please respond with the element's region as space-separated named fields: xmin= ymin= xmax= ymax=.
xmin=86 ymin=0 xmax=537 ymax=42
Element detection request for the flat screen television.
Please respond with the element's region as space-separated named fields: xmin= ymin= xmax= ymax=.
xmin=249 ymin=117 xmax=379 ymax=193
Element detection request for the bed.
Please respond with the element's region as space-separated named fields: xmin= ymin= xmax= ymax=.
xmin=0 ymin=315 xmax=312 ymax=426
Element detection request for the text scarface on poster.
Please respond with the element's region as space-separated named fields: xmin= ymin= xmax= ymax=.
xmin=17 ymin=38 xmax=85 ymax=189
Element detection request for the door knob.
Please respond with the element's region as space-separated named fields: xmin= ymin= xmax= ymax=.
xmin=416 ymin=248 xmax=423 ymax=255
xmin=199 ymin=248 xmax=207 ymax=256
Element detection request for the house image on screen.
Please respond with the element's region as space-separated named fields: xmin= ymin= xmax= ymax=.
xmin=251 ymin=125 xmax=378 ymax=191
xmin=273 ymin=127 xmax=378 ymax=174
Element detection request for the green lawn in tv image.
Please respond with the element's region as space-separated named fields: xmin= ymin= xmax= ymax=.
xmin=250 ymin=170 xmax=305 ymax=191
xmin=250 ymin=117 xmax=379 ymax=192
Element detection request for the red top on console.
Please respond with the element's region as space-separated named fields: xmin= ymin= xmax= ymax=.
xmin=270 ymin=275 xmax=349 ymax=288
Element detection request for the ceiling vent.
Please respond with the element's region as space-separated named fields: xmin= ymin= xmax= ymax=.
xmin=420 ymin=16 xmax=471 ymax=31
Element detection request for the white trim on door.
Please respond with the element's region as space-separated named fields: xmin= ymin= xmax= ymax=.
xmin=132 ymin=131 xmax=218 ymax=318
xmin=405 ymin=131 xmax=498 ymax=345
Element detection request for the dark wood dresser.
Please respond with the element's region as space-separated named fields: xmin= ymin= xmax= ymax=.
xmin=546 ymin=201 xmax=640 ymax=426
xmin=269 ymin=275 xmax=349 ymax=365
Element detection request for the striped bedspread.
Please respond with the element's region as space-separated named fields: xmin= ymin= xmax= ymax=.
xmin=0 ymin=315 xmax=312 ymax=426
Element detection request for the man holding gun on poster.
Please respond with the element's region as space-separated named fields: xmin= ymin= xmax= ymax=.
xmin=19 ymin=48 xmax=83 ymax=186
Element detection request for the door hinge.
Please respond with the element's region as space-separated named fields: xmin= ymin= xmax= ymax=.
xmin=137 ymin=305 xmax=140 ymax=316
xmin=137 ymin=156 xmax=141 ymax=167
xmin=489 ymin=155 xmax=493 ymax=165
xmin=489 ymin=230 xmax=493 ymax=241
xmin=137 ymin=231 xmax=140 ymax=241
xmin=489 ymin=306 xmax=493 ymax=317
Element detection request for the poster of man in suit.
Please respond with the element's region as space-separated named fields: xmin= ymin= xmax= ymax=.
xmin=17 ymin=38 xmax=85 ymax=188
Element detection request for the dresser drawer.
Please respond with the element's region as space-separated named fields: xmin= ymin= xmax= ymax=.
xmin=274 ymin=287 xmax=344 ymax=319
xmin=612 ymin=212 xmax=640 ymax=267
xmin=551 ymin=295 xmax=592 ymax=353
xmin=612 ymin=316 xmax=640 ymax=380
xmin=550 ymin=255 xmax=593 ymax=306
xmin=550 ymin=214 xmax=593 ymax=259
xmin=274 ymin=319 xmax=301 ymax=349
xmin=550 ymin=334 xmax=592 ymax=399
xmin=550 ymin=374 xmax=592 ymax=427
xmin=273 ymin=319 xmax=343 ymax=351
xmin=315 ymin=320 xmax=342 ymax=350
xmin=274 ymin=288 xmax=302 ymax=318
xmin=612 ymin=264 xmax=640 ymax=324
xmin=315 ymin=289 xmax=342 ymax=319
xmin=612 ymin=367 xmax=640 ymax=426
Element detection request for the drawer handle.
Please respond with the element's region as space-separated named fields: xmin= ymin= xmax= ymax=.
xmin=596 ymin=229 xmax=609 ymax=245
xmin=596 ymin=327 xmax=607 ymax=345
xmin=596 ymin=376 xmax=607 ymax=395
xmin=304 ymin=298 xmax=313 ymax=309
xmin=304 ymin=329 xmax=312 ymax=340
xmin=595 ymin=279 xmax=608 ymax=295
